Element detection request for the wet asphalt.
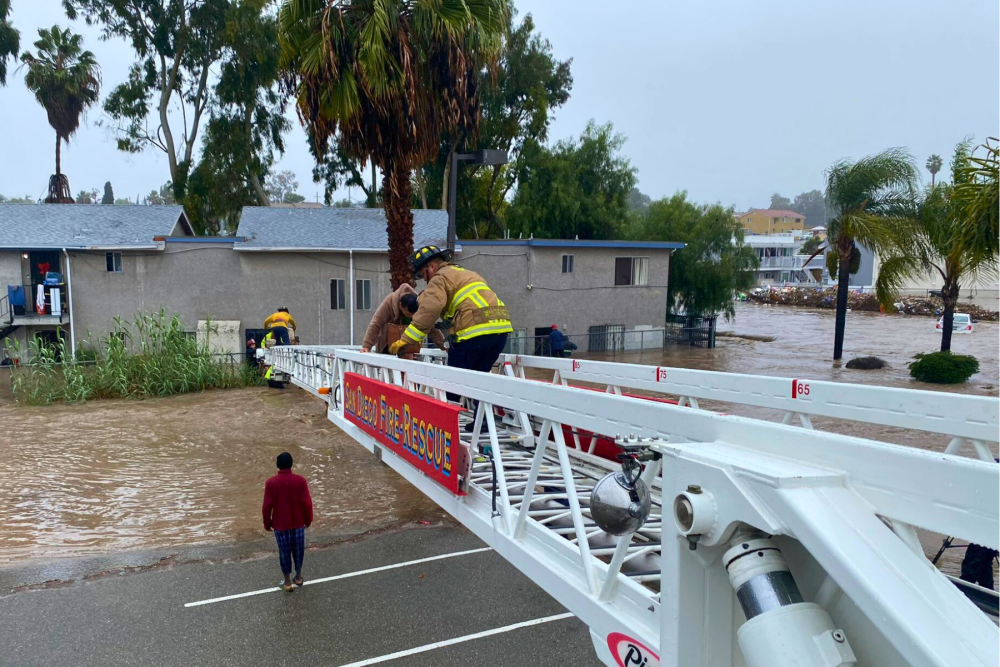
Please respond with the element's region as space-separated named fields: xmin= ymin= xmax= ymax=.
xmin=0 ymin=525 xmax=602 ymax=667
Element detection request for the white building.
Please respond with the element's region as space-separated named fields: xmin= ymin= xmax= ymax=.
xmin=743 ymin=234 xmax=828 ymax=286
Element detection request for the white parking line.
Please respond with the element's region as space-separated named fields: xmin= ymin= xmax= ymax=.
xmin=336 ymin=613 xmax=576 ymax=667
xmin=183 ymin=547 xmax=493 ymax=608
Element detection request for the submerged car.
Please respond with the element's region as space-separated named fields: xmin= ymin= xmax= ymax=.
xmin=936 ymin=312 xmax=974 ymax=334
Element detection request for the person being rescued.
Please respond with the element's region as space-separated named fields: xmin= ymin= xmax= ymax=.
xmin=264 ymin=307 xmax=296 ymax=346
xmin=361 ymin=284 xmax=445 ymax=354
xmin=389 ymin=245 xmax=512 ymax=397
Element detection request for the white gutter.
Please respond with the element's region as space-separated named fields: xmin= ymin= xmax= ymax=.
xmin=349 ymin=250 xmax=355 ymax=345
xmin=62 ymin=249 xmax=76 ymax=355
xmin=234 ymin=246 xmax=387 ymax=253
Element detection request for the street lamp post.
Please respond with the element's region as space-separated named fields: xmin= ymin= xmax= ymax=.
xmin=446 ymin=149 xmax=508 ymax=251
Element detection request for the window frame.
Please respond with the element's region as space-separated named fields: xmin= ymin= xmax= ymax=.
xmin=330 ymin=279 xmax=346 ymax=310
xmin=355 ymin=279 xmax=372 ymax=311
xmin=561 ymin=254 xmax=574 ymax=274
xmin=106 ymin=252 xmax=122 ymax=273
xmin=614 ymin=256 xmax=650 ymax=286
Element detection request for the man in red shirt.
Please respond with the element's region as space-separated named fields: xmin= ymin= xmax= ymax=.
xmin=262 ymin=452 xmax=314 ymax=591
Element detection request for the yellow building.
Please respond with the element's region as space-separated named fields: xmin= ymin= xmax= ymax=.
xmin=739 ymin=209 xmax=805 ymax=235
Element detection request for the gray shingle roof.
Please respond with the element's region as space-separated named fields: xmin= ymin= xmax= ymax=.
xmin=0 ymin=204 xmax=190 ymax=248
xmin=235 ymin=207 xmax=448 ymax=251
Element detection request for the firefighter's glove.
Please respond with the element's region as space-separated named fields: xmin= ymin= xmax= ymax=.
xmin=388 ymin=339 xmax=409 ymax=356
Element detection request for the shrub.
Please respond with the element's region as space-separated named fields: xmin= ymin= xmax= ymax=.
xmin=909 ymin=351 xmax=979 ymax=384
xmin=8 ymin=309 xmax=263 ymax=404
xmin=846 ymin=356 xmax=887 ymax=370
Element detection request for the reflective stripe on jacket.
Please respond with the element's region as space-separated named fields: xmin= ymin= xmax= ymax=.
xmin=264 ymin=312 xmax=296 ymax=330
xmin=402 ymin=265 xmax=512 ymax=344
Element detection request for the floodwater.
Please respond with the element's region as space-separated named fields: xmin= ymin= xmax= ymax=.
xmin=0 ymin=388 xmax=446 ymax=564
xmin=0 ymin=303 xmax=995 ymax=569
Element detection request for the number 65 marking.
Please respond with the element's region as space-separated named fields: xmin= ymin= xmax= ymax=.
xmin=792 ymin=380 xmax=810 ymax=399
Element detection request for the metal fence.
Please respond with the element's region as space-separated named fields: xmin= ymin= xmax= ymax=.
xmin=663 ymin=314 xmax=717 ymax=348
xmin=502 ymin=326 xmax=679 ymax=357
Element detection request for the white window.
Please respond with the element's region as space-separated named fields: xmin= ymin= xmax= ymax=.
xmin=356 ymin=279 xmax=372 ymax=310
xmin=561 ymin=254 xmax=574 ymax=273
xmin=330 ymin=279 xmax=346 ymax=310
xmin=106 ymin=252 xmax=122 ymax=273
xmin=614 ymin=257 xmax=649 ymax=286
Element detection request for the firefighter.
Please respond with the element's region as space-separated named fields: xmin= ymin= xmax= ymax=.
xmin=264 ymin=307 xmax=296 ymax=346
xmin=389 ymin=245 xmax=512 ymax=375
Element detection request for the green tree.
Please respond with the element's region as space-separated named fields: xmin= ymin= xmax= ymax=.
xmin=507 ymin=121 xmax=636 ymax=239
xmin=114 ymin=197 xmax=132 ymax=205
xmin=0 ymin=0 xmax=18 ymax=85
xmin=770 ymin=193 xmax=791 ymax=209
xmin=627 ymin=188 xmax=652 ymax=212
xmin=265 ymin=170 xmax=299 ymax=204
xmin=951 ymin=137 xmax=998 ymax=260
xmin=101 ymin=181 xmax=114 ymax=204
xmin=65 ymin=0 xmax=230 ymax=202
xmin=877 ymin=143 xmax=999 ymax=352
xmin=185 ymin=0 xmax=289 ymax=232
xmin=926 ymin=154 xmax=943 ymax=188
xmin=144 ymin=182 xmax=175 ymax=206
xmin=311 ymin=139 xmax=381 ymax=208
xmin=20 ymin=25 xmax=100 ymax=180
xmin=0 ymin=194 xmax=36 ymax=204
xmin=279 ymin=0 xmax=511 ymax=288
xmin=799 ymin=234 xmax=824 ymax=256
xmin=75 ymin=188 xmax=98 ymax=204
xmin=429 ymin=11 xmax=573 ymax=237
xmin=626 ymin=192 xmax=758 ymax=318
xmin=822 ymin=148 xmax=918 ymax=360
xmin=791 ymin=189 xmax=827 ymax=227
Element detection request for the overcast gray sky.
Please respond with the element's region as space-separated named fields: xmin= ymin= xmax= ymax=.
xmin=2 ymin=0 xmax=997 ymax=210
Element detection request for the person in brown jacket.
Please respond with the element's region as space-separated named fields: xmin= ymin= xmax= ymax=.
xmin=361 ymin=283 xmax=445 ymax=354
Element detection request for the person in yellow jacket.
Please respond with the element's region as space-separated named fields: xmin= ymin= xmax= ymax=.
xmin=390 ymin=245 xmax=512 ymax=376
xmin=264 ymin=307 xmax=296 ymax=346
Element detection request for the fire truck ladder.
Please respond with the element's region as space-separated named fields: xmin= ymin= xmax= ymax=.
xmin=265 ymin=346 xmax=999 ymax=667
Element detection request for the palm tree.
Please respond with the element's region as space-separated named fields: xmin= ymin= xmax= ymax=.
xmin=20 ymin=26 xmax=100 ymax=201
xmin=0 ymin=0 xmax=19 ymax=86
xmin=806 ymin=149 xmax=918 ymax=360
xmin=278 ymin=0 xmax=510 ymax=288
xmin=952 ymin=138 xmax=998 ymax=260
xmin=877 ymin=143 xmax=998 ymax=352
xmin=926 ymin=154 xmax=943 ymax=188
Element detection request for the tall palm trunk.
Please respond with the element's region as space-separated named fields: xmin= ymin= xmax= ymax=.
xmin=55 ymin=135 xmax=61 ymax=175
xmin=833 ymin=247 xmax=851 ymax=360
xmin=384 ymin=163 xmax=415 ymax=290
xmin=940 ymin=280 xmax=959 ymax=352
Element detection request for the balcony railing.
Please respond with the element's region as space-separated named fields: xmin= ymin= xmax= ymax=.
xmin=4 ymin=283 xmax=69 ymax=324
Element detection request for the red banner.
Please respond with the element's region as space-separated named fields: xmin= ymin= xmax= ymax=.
xmin=343 ymin=372 xmax=466 ymax=495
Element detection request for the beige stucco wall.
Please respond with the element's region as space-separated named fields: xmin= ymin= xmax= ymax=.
xmin=456 ymin=244 xmax=672 ymax=345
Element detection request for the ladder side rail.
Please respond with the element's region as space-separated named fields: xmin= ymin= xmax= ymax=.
xmin=346 ymin=351 xmax=998 ymax=549
xmin=502 ymin=354 xmax=999 ymax=443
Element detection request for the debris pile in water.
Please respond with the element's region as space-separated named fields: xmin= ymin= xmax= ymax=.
xmin=746 ymin=286 xmax=999 ymax=321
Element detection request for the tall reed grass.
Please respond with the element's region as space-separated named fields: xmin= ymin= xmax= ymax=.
xmin=4 ymin=310 xmax=262 ymax=404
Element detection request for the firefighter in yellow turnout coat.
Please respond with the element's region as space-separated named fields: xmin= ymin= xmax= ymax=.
xmin=390 ymin=245 xmax=512 ymax=377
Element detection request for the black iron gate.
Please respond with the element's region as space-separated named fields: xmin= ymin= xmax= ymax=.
xmin=588 ymin=324 xmax=625 ymax=353
xmin=663 ymin=314 xmax=717 ymax=348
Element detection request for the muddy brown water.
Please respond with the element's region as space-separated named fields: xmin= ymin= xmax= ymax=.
xmin=0 ymin=303 xmax=996 ymax=576
xmin=0 ymin=389 xmax=447 ymax=564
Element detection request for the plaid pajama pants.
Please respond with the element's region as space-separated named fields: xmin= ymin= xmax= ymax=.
xmin=274 ymin=527 xmax=306 ymax=575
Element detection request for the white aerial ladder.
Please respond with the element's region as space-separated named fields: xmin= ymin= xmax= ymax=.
xmin=264 ymin=345 xmax=999 ymax=667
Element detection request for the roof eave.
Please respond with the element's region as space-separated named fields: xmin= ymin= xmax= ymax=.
xmin=234 ymin=246 xmax=388 ymax=253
